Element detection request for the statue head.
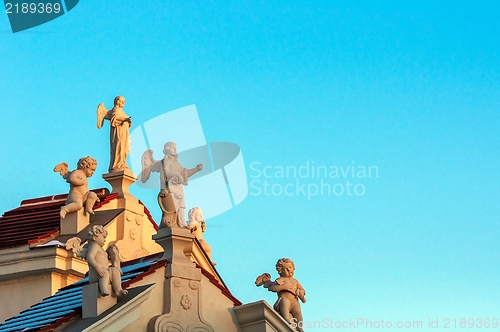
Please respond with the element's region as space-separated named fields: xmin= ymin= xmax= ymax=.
xmin=114 ymin=96 xmax=125 ymax=108
xmin=87 ymin=225 xmax=107 ymax=247
xmin=163 ymin=142 xmax=177 ymax=157
xmin=188 ymin=207 xmax=203 ymax=223
xmin=77 ymin=156 xmax=97 ymax=177
xmin=276 ymin=258 xmax=295 ymax=278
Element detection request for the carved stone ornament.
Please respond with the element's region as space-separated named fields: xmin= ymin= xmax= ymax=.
xmin=172 ymin=277 xmax=182 ymax=288
xmin=130 ymin=228 xmax=137 ymax=240
xmin=148 ymin=228 xmax=215 ymax=332
xmin=186 ymin=324 xmax=213 ymax=332
xmin=135 ymin=214 xmax=143 ymax=225
xmin=180 ymin=294 xmax=192 ymax=310
xmin=188 ymin=280 xmax=200 ymax=290
xmin=155 ymin=319 xmax=184 ymax=332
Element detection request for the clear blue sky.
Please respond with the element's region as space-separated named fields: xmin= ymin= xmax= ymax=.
xmin=1 ymin=1 xmax=499 ymax=330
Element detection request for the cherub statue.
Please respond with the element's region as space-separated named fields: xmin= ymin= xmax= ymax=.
xmin=141 ymin=142 xmax=203 ymax=227
xmin=97 ymin=96 xmax=132 ymax=172
xmin=187 ymin=207 xmax=214 ymax=264
xmin=256 ymin=258 xmax=306 ymax=332
xmin=71 ymin=225 xmax=128 ymax=297
xmin=54 ymin=156 xmax=100 ymax=219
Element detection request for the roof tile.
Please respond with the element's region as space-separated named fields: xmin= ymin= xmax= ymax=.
xmin=0 ymin=253 xmax=164 ymax=332
xmin=0 ymin=189 xmax=158 ymax=249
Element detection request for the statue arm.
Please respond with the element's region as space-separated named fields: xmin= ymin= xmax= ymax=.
xmin=53 ymin=162 xmax=69 ymax=179
xmin=67 ymin=170 xmax=86 ymax=186
xmin=186 ymin=163 xmax=203 ymax=178
xmin=268 ymin=281 xmax=285 ymax=293
xmin=255 ymin=273 xmax=273 ymax=288
xmin=296 ymin=280 xmax=306 ymax=302
xmin=268 ymin=278 xmax=295 ymax=293
xmin=110 ymin=110 xmax=131 ymax=127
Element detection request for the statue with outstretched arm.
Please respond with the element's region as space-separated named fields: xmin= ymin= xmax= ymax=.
xmin=141 ymin=142 xmax=203 ymax=227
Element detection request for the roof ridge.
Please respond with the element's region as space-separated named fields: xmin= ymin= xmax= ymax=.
xmin=19 ymin=188 xmax=110 ymax=207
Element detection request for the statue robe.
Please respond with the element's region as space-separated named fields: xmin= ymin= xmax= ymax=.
xmin=105 ymin=108 xmax=131 ymax=172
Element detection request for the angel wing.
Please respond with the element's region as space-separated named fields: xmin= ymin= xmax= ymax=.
xmin=141 ymin=149 xmax=161 ymax=183
xmin=65 ymin=237 xmax=82 ymax=254
xmin=78 ymin=243 xmax=89 ymax=259
xmin=53 ymin=162 xmax=69 ymax=179
xmin=96 ymin=103 xmax=109 ymax=129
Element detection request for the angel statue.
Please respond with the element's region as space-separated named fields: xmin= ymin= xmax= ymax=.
xmin=54 ymin=156 xmax=100 ymax=218
xmin=141 ymin=142 xmax=203 ymax=228
xmin=66 ymin=226 xmax=128 ymax=297
xmin=97 ymin=96 xmax=132 ymax=172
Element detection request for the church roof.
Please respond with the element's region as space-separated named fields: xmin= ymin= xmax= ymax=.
xmin=0 ymin=253 xmax=165 ymax=332
xmin=0 ymin=188 xmax=158 ymax=250
xmin=0 ymin=251 xmax=241 ymax=332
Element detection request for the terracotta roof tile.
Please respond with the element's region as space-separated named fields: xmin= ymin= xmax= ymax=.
xmin=139 ymin=199 xmax=159 ymax=231
xmin=0 ymin=189 xmax=160 ymax=250
xmin=0 ymin=251 xmax=242 ymax=331
xmin=0 ymin=253 xmax=165 ymax=332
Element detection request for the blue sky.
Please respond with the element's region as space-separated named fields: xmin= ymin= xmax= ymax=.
xmin=1 ymin=1 xmax=499 ymax=330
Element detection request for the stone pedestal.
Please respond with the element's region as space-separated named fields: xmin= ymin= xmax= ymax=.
xmin=102 ymin=169 xmax=137 ymax=200
xmin=148 ymin=228 xmax=215 ymax=332
xmin=103 ymin=169 xmax=151 ymax=261
xmin=153 ymin=227 xmax=195 ymax=267
xmin=60 ymin=209 xmax=90 ymax=235
xmin=233 ymin=301 xmax=295 ymax=332
xmin=82 ymin=283 xmax=117 ymax=318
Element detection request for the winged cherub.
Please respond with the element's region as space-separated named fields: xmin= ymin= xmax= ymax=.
xmin=187 ymin=207 xmax=214 ymax=264
xmin=67 ymin=226 xmax=128 ymax=297
xmin=256 ymin=258 xmax=306 ymax=331
xmin=54 ymin=156 xmax=100 ymax=218
xmin=97 ymin=96 xmax=132 ymax=172
xmin=141 ymin=142 xmax=203 ymax=227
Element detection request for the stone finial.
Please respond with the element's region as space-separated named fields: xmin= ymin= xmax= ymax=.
xmin=97 ymin=96 xmax=132 ymax=173
xmin=187 ymin=207 xmax=214 ymax=265
xmin=141 ymin=142 xmax=203 ymax=228
xmin=256 ymin=258 xmax=306 ymax=332
xmin=102 ymin=168 xmax=137 ymax=200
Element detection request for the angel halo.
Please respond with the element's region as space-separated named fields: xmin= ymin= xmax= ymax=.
xmin=96 ymin=96 xmax=132 ymax=173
